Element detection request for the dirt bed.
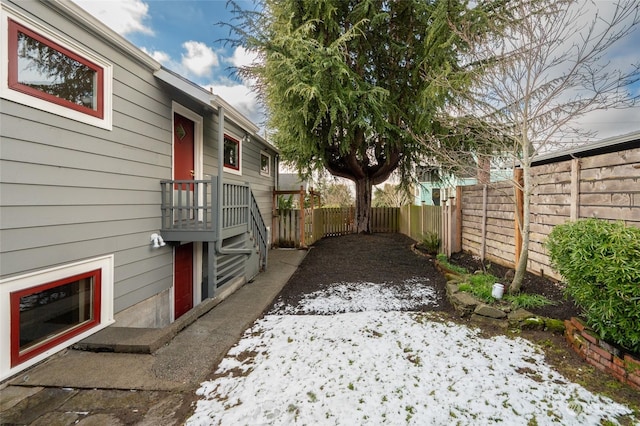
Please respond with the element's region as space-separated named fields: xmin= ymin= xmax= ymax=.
xmin=268 ymin=233 xmax=453 ymax=314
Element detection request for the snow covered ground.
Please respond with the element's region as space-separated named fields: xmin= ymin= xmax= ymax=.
xmin=186 ymin=279 xmax=636 ymax=425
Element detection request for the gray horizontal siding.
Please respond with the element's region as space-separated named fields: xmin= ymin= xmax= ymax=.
xmin=1 ymin=138 xmax=169 ymax=179
xmin=1 ymin=161 xmax=164 ymax=190
xmin=1 ymin=184 xmax=160 ymax=206
xmin=0 ymin=0 xmax=275 ymax=317
xmin=0 ymin=0 xmax=174 ymax=314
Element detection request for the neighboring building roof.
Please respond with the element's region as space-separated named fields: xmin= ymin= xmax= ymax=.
xmin=279 ymin=173 xmax=310 ymax=191
xmin=531 ymin=131 xmax=640 ymax=166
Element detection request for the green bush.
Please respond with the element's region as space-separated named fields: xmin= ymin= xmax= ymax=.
xmin=546 ymin=218 xmax=640 ymax=353
xmin=421 ymin=231 xmax=441 ymax=255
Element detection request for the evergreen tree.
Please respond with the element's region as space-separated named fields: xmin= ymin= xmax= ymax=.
xmin=231 ymin=0 xmax=505 ymax=232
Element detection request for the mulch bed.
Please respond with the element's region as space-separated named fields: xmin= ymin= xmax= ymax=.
xmin=268 ymin=233 xmax=453 ymax=314
xmin=272 ymin=232 xmax=580 ymax=321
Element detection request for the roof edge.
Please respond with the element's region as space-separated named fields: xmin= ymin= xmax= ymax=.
xmin=531 ymin=131 xmax=640 ymax=166
xmin=46 ymin=0 xmax=160 ymax=71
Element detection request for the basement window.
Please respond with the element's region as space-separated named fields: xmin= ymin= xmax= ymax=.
xmin=10 ymin=269 xmax=101 ymax=366
xmin=0 ymin=255 xmax=114 ymax=381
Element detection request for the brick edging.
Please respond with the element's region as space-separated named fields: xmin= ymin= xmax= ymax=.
xmin=565 ymin=317 xmax=640 ymax=391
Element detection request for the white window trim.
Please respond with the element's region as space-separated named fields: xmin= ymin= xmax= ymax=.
xmin=0 ymin=255 xmax=115 ymax=381
xmin=224 ymin=133 xmax=243 ymax=176
xmin=0 ymin=5 xmax=113 ymax=130
xmin=260 ymin=150 xmax=272 ymax=177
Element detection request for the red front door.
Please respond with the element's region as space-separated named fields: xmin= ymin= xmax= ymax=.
xmin=173 ymin=113 xmax=195 ymax=319
xmin=174 ymin=113 xmax=195 ymax=183
xmin=174 ymin=242 xmax=194 ymax=319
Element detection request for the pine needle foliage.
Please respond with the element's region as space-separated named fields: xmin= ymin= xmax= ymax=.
xmin=227 ymin=0 xmax=510 ymax=232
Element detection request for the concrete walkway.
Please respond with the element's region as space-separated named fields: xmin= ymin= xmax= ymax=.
xmin=0 ymin=249 xmax=307 ymax=425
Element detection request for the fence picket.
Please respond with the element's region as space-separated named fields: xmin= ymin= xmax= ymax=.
xmin=274 ymin=206 xmax=437 ymax=247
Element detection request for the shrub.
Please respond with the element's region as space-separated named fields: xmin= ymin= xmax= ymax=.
xmin=546 ymin=218 xmax=640 ymax=353
xmin=420 ymin=231 xmax=441 ymax=255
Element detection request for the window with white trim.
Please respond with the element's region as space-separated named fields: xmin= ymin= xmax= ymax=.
xmin=10 ymin=269 xmax=101 ymax=366
xmin=223 ymin=134 xmax=242 ymax=175
xmin=260 ymin=151 xmax=272 ymax=177
xmin=0 ymin=255 xmax=114 ymax=381
xmin=0 ymin=8 xmax=113 ymax=129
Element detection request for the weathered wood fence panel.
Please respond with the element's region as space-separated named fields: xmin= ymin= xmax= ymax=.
xmin=443 ymin=144 xmax=640 ymax=280
xmin=273 ymin=206 xmax=404 ymax=247
xmin=273 ymin=209 xmax=300 ymax=248
xmin=399 ymin=205 xmax=442 ymax=242
xmin=371 ymin=207 xmax=400 ymax=233
xmin=322 ymin=207 xmax=354 ymax=237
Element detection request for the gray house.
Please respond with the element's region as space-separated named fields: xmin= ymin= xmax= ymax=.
xmin=0 ymin=0 xmax=276 ymax=381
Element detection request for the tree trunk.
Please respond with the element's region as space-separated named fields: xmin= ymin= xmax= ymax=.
xmin=354 ymin=176 xmax=373 ymax=233
xmin=510 ymin=162 xmax=531 ymax=293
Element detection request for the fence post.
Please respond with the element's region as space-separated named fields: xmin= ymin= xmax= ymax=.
xmin=480 ymin=184 xmax=488 ymax=262
xmin=446 ymin=192 xmax=454 ymax=257
xmin=570 ymin=159 xmax=580 ymax=220
xmin=454 ymin=186 xmax=462 ymax=253
xmin=442 ymin=197 xmax=449 ymax=256
xmin=299 ymin=186 xmax=306 ymax=248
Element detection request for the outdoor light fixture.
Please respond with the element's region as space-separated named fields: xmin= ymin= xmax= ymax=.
xmin=242 ymin=132 xmax=251 ymax=144
xmin=150 ymin=233 xmax=166 ymax=248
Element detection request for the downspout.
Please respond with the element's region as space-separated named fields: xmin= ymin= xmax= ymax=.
xmin=216 ymin=105 xmax=252 ymax=255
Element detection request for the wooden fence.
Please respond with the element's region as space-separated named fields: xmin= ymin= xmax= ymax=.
xmin=441 ymin=143 xmax=640 ymax=280
xmin=399 ymin=205 xmax=442 ymax=243
xmin=273 ymin=206 xmax=407 ymax=247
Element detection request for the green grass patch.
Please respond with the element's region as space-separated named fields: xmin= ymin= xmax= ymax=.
xmin=440 ymin=255 xmax=553 ymax=309
xmin=436 ymin=254 xmax=468 ymax=275
xmin=457 ymin=273 xmax=498 ymax=303
xmin=505 ymin=293 xmax=555 ymax=310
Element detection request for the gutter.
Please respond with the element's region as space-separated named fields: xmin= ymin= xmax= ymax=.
xmin=216 ymin=105 xmax=252 ymax=256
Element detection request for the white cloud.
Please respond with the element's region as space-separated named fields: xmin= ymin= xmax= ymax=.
xmin=573 ymin=107 xmax=640 ymax=140
xmin=229 ymin=46 xmax=259 ymax=69
xmin=73 ymin=0 xmax=153 ymax=36
xmin=209 ymin=83 xmax=264 ymax=126
xmin=140 ymin=47 xmax=170 ymax=64
xmin=181 ymin=41 xmax=219 ymax=77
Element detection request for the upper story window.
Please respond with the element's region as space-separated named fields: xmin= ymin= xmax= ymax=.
xmin=9 ymin=19 xmax=103 ymax=118
xmin=1 ymin=9 xmax=113 ymax=129
xmin=260 ymin=151 xmax=272 ymax=177
xmin=224 ymin=134 xmax=242 ymax=175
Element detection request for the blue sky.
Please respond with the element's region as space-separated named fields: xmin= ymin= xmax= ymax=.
xmin=73 ymin=0 xmax=639 ymax=141
xmin=73 ymin=0 xmax=263 ymax=125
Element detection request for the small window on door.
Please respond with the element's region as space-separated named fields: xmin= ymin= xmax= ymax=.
xmin=223 ymin=134 xmax=241 ymax=174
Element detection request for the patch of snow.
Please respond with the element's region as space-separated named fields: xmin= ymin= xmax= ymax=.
xmin=186 ymin=280 xmax=636 ymax=426
xmin=270 ymin=277 xmax=439 ymax=315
